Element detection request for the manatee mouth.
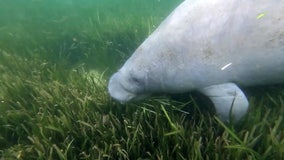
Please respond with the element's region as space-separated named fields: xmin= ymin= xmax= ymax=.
xmin=108 ymin=73 xmax=148 ymax=103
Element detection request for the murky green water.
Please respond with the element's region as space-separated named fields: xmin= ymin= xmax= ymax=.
xmin=0 ymin=0 xmax=182 ymax=72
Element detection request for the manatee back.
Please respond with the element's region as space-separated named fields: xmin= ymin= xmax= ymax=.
xmin=136 ymin=0 xmax=284 ymax=89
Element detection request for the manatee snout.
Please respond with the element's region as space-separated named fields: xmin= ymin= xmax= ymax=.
xmin=108 ymin=71 xmax=148 ymax=103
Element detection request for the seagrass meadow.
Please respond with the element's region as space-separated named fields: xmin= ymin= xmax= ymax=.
xmin=1 ymin=0 xmax=284 ymax=159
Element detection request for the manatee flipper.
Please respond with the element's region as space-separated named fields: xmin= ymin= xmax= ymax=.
xmin=198 ymin=83 xmax=249 ymax=123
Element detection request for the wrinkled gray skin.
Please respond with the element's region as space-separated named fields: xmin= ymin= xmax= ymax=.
xmin=108 ymin=0 xmax=284 ymax=122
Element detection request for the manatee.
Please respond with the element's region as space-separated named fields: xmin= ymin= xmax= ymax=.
xmin=108 ymin=0 xmax=284 ymax=122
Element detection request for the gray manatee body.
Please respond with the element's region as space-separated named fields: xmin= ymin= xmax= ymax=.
xmin=108 ymin=0 xmax=284 ymax=122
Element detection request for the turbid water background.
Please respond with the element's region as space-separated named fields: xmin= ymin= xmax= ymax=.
xmin=0 ymin=0 xmax=182 ymax=73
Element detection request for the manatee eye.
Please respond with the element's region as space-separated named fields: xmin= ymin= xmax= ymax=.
xmin=131 ymin=77 xmax=141 ymax=85
xmin=129 ymin=73 xmax=143 ymax=86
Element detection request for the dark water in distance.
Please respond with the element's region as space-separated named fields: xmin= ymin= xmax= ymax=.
xmin=0 ymin=0 xmax=182 ymax=72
